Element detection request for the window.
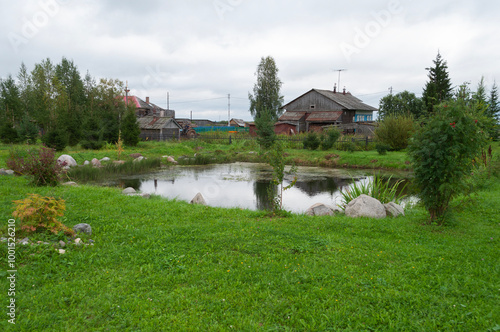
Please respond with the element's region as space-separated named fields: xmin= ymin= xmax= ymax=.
xmin=310 ymin=105 xmax=315 ymax=109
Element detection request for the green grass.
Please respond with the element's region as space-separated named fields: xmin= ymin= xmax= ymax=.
xmin=0 ymin=173 xmax=499 ymax=331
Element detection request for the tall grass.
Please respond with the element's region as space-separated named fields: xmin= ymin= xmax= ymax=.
xmin=339 ymin=174 xmax=407 ymax=208
xmin=67 ymin=158 xmax=161 ymax=182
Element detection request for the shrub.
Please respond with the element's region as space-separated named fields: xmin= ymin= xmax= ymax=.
xmin=408 ymin=100 xmax=489 ymax=223
xmin=18 ymin=117 xmax=39 ymax=144
xmin=6 ymin=147 xmax=64 ymax=186
xmin=303 ymin=132 xmax=320 ymax=150
xmin=0 ymin=122 xmax=20 ymax=144
xmin=12 ymin=194 xmax=75 ymax=236
xmin=254 ymin=109 xmax=276 ymax=149
xmin=42 ymin=128 xmax=68 ymax=151
xmin=321 ymin=128 xmax=341 ymax=150
xmin=376 ymin=143 xmax=391 ymax=155
xmin=375 ymin=114 xmax=416 ymax=151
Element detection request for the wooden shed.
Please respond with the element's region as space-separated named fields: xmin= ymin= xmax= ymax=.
xmin=137 ymin=116 xmax=181 ymax=141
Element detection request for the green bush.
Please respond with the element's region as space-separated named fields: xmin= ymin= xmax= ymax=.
xmin=375 ymin=114 xmax=416 ymax=151
xmin=18 ymin=117 xmax=39 ymax=144
xmin=320 ymin=128 xmax=341 ymax=150
xmin=408 ymin=100 xmax=489 ymax=223
xmin=121 ymin=109 xmax=141 ymax=147
xmin=6 ymin=147 xmax=64 ymax=186
xmin=42 ymin=128 xmax=68 ymax=151
xmin=376 ymin=143 xmax=391 ymax=155
xmin=303 ymin=132 xmax=320 ymax=150
xmin=0 ymin=122 xmax=20 ymax=144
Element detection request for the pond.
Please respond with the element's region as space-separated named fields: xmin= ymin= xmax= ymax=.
xmin=106 ymin=162 xmax=412 ymax=213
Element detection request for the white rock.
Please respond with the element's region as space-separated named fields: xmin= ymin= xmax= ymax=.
xmin=100 ymin=157 xmax=111 ymax=162
xmin=62 ymin=181 xmax=78 ymax=187
xmin=74 ymin=238 xmax=82 ymax=245
xmin=166 ymin=156 xmax=176 ymax=163
xmin=133 ymin=156 xmax=145 ymax=162
xmin=5 ymin=170 xmax=15 ymax=175
xmin=305 ymin=203 xmax=337 ymax=216
xmin=58 ymin=249 xmax=66 ymax=254
xmin=384 ymin=202 xmax=405 ymax=217
xmin=122 ymin=187 xmax=137 ymax=195
xmin=190 ymin=193 xmax=207 ymax=205
xmin=83 ymin=160 xmax=90 ymax=166
xmin=91 ymin=158 xmax=101 ymax=167
xmin=57 ymin=155 xmax=77 ymax=167
xmin=345 ymin=194 xmax=386 ymax=219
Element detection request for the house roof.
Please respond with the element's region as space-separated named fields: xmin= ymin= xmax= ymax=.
xmin=230 ymin=118 xmax=246 ymax=127
xmin=306 ymin=111 xmax=343 ymax=123
xmin=137 ymin=116 xmax=181 ymax=130
xmin=122 ymin=96 xmax=153 ymax=110
xmin=278 ymin=111 xmax=307 ymax=121
xmin=282 ymin=89 xmax=377 ymax=112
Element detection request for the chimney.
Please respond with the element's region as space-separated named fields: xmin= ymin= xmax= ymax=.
xmin=146 ymin=96 xmax=150 ymax=104
xmin=333 ymin=84 xmax=337 ymax=93
xmin=343 ymin=87 xmax=346 ymax=95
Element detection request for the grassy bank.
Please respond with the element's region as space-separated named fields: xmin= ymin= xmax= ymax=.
xmin=1 ymin=174 xmax=499 ymax=330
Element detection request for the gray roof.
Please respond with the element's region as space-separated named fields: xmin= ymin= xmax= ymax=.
xmin=306 ymin=111 xmax=343 ymax=122
xmin=282 ymin=89 xmax=378 ymax=112
xmin=137 ymin=116 xmax=181 ymax=130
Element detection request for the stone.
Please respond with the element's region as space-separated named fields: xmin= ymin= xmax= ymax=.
xmin=113 ymin=160 xmax=125 ymax=165
xmin=73 ymin=223 xmax=92 ymax=235
xmin=57 ymin=155 xmax=77 ymax=167
xmin=19 ymin=237 xmax=30 ymax=245
xmin=141 ymin=193 xmax=151 ymax=199
xmin=100 ymin=157 xmax=111 ymax=162
xmin=84 ymin=160 xmax=90 ymax=166
xmin=74 ymin=238 xmax=82 ymax=245
xmin=58 ymin=249 xmax=66 ymax=254
xmin=166 ymin=156 xmax=176 ymax=163
xmin=122 ymin=187 xmax=136 ymax=195
xmin=345 ymin=194 xmax=386 ymax=219
xmin=384 ymin=202 xmax=405 ymax=217
xmin=5 ymin=170 xmax=15 ymax=175
xmin=59 ymin=241 xmax=66 ymax=248
xmin=91 ymin=158 xmax=101 ymax=167
xmin=133 ymin=156 xmax=145 ymax=162
xmin=190 ymin=193 xmax=207 ymax=205
xmin=305 ymin=203 xmax=337 ymax=216
xmin=62 ymin=181 xmax=78 ymax=187
xmin=130 ymin=153 xmax=142 ymax=159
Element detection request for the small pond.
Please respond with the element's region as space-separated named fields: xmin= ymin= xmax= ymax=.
xmin=105 ymin=163 xmax=412 ymax=213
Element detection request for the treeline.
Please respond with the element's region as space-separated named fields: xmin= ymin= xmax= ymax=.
xmin=0 ymin=57 xmax=138 ymax=150
xmin=377 ymin=52 xmax=499 ymax=139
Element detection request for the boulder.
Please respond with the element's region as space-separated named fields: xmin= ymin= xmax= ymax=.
xmin=384 ymin=202 xmax=405 ymax=217
xmin=91 ymin=158 xmax=101 ymax=167
xmin=100 ymin=157 xmax=111 ymax=162
xmin=5 ymin=170 xmax=15 ymax=175
xmin=83 ymin=160 xmax=90 ymax=166
xmin=113 ymin=160 xmax=125 ymax=165
xmin=345 ymin=194 xmax=386 ymax=219
xmin=62 ymin=181 xmax=78 ymax=187
xmin=122 ymin=187 xmax=137 ymax=195
xmin=166 ymin=156 xmax=177 ymax=164
xmin=190 ymin=193 xmax=207 ymax=205
xmin=57 ymin=155 xmax=77 ymax=167
xmin=305 ymin=203 xmax=337 ymax=216
xmin=130 ymin=153 xmax=142 ymax=159
xmin=133 ymin=156 xmax=145 ymax=163
xmin=0 ymin=168 xmax=7 ymax=175
xmin=73 ymin=223 xmax=92 ymax=235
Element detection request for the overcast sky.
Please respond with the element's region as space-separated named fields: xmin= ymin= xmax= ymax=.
xmin=1 ymin=0 xmax=499 ymax=121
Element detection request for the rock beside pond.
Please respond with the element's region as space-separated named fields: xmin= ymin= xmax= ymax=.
xmin=163 ymin=156 xmax=177 ymax=164
xmin=91 ymin=158 xmax=101 ymax=167
xmin=122 ymin=187 xmax=137 ymax=195
xmin=84 ymin=160 xmax=90 ymax=166
xmin=0 ymin=168 xmax=15 ymax=175
xmin=305 ymin=203 xmax=339 ymax=216
xmin=130 ymin=153 xmax=142 ymax=159
xmin=133 ymin=156 xmax=145 ymax=162
xmin=100 ymin=157 xmax=111 ymax=162
xmin=384 ymin=202 xmax=405 ymax=217
xmin=191 ymin=193 xmax=206 ymax=205
xmin=113 ymin=160 xmax=125 ymax=165
xmin=62 ymin=181 xmax=78 ymax=187
xmin=345 ymin=194 xmax=386 ymax=219
xmin=57 ymin=154 xmax=77 ymax=167
xmin=73 ymin=223 xmax=92 ymax=235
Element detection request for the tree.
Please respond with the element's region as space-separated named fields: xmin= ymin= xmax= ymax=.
xmin=0 ymin=75 xmax=23 ymax=124
xmin=121 ymin=108 xmax=140 ymax=146
xmin=488 ymin=81 xmax=499 ymax=122
xmin=422 ymin=52 xmax=453 ymax=114
xmin=375 ymin=114 xmax=416 ymax=151
xmin=248 ymin=56 xmax=284 ymax=120
xmin=378 ymin=91 xmax=425 ymax=120
xmin=254 ymin=108 xmax=276 ymax=149
xmin=408 ymin=99 xmax=489 ymax=224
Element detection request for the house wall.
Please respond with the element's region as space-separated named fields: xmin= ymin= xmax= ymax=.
xmin=354 ymin=111 xmax=373 ymax=122
xmin=285 ymin=90 xmax=343 ymax=112
xmin=274 ymin=123 xmax=296 ymax=135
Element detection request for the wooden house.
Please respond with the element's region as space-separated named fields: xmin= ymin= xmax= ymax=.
xmin=136 ymin=116 xmax=182 ymax=141
xmin=229 ymin=118 xmax=246 ymax=127
xmin=279 ymin=88 xmax=377 ymax=133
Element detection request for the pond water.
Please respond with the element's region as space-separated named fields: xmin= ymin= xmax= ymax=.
xmin=107 ymin=163 xmax=411 ymax=213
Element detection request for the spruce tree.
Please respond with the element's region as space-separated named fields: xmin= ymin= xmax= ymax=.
xmin=121 ymin=109 xmax=140 ymax=146
xmin=422 ymin=52 xmax=453 ymax=114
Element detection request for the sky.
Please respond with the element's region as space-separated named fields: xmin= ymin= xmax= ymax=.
xmin=1 ymin=0 xmax=499 ymax=121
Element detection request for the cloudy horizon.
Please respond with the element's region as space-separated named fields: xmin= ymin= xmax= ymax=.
xmin=1 ymin=0 xmax=499 ymax=121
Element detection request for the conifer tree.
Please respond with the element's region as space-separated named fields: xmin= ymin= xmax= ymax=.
xmin=422 ymin=52 xmax=453 ymax=114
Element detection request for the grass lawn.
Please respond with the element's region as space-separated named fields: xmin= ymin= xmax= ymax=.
xmin=0 ymin=141 xmax=499 ymax=330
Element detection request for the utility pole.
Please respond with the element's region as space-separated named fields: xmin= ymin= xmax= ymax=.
xmin=228 ymin=93 xmax=230 ymax=125
xmin=333 ymin=69 xmax=347 ymax=91
xmin=388 ymin=86 xmax=393 ymax=94
xmin=167 ymin=91 xmax=170 ymax=109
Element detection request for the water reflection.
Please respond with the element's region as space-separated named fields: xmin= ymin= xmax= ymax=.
xmin=108 ymin=163 xmax=410 ymax=213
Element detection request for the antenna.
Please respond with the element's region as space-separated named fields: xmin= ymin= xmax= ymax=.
xmin=333 ymin=69 xmax=347 ymax=91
